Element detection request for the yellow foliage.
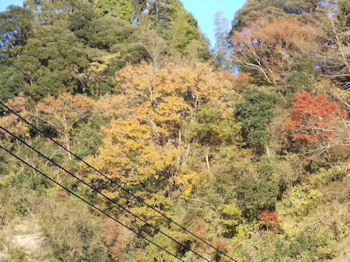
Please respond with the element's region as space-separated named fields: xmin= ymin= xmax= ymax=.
xmin=283 ymin=184 xmax=322 ymax=216
xmin=88 ymin=53 xmax=119 ymax=73
xmin=83 ymin=62 xmax=226 ymax=215
xmin=175 ymin=168 xmax=203 ymax=199
xmin=0 ymin=94 xmax=31 ymax=140
xmin=34 ymin=93 xmax=95 ymax=153
xmin=115 ymin=62 xmax=222 ymax=132
xmin=83 ymin=117 xmax=178 ymax=218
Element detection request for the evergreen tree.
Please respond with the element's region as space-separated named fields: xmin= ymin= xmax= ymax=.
xmin=95 ymin=0 xmax=133 ymax=23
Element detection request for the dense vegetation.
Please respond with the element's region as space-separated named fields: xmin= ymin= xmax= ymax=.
xmin=0 ymin=0 xmax=349 ymax=261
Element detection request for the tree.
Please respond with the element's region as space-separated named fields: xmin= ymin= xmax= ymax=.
xmin=185 ymin=104 xmax=242 ymax=174
xmin=19 ymin=20 xmax=90 ymax=99
xmin=258 ymin=210 xmax=282 ymax=233
xmin=88 ymin=16 xmax=135 ymax=51
xmin=81 ymin=62 xmax=224 ymax=221
xmin=94 ymin=0 xmax=133 ymax=23
xmin=82 ymin=117 xmax=178 ymax=225
xmin=170 ymin=2 xmax=210 ymax=61
xmin=34 ymin=93 xmax=95 ymax=159
xmin=140 ymin=0 xmax=210 ymax=61
xmin=170 ymin=4 xmax=201 ymax=52
xmin=0 ymin=5 xmax=33 ymax=101
xmin=286 ymin=55 xmax=320 ymax=95
xmin=213 ymin=12 xmax=231 ymax=69
xmin=320 ymin=0 xmax=350 ymax=90
xmin=232 ymin=0 xmax=321 ymax=31
xmin=231 ymin=18 xmax=320 ymax=87
xmin=0 ymin=5 xmax=33 ymax=58
xmin=115 ymin=62 xmax=222 ymax=141
xmin=0 ymin=61 xmax=24 ymax=102
xmin=138 ymin=28 xmax=169 ymax=70
xmin=284 ymin=92 xmax=347 ymax=149
xmin=23 ymin=0 xmax=72 ymax=25
xmin=236 ymin=89 xmax=278 ymax=152
xmin=0 ymin=94 xmax=31 ymax=143
xmin=68 ymin=0 xmax=97 ymax=45
xmin=237 ymin=176 xmax=279 ymax=220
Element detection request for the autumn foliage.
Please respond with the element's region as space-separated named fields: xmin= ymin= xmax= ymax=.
xmin=231 ymin=18 xmax=320 ymax=85
xmin=285 ymin=92 xmax=346 ymax=144
xmin=0 ymin=94 xmax=31 ymax=140
xmin=2 ymin=0 xmax=350 ymax=260
xmin=259 ymin=210 xmax=283 ymax=233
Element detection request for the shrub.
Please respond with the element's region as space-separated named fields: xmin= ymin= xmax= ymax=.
xmin=258 ymin=210 xmax=283 ymax=233
xmin=237 ymin=176 xmax=279 ymax=220
xmin=219 ymin=203 xmax=244 ymax=238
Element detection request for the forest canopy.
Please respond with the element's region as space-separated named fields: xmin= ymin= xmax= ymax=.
xmin=0 ymin=0 xmax=350 ymax=261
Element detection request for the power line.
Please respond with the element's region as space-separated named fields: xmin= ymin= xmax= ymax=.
xmin=0 ymin=124 xmax=210 ymax=262
xmin=0 ymin=143 xmax=184 ymax=262
xmin=0 ymin=101 xmax=238 ymax=262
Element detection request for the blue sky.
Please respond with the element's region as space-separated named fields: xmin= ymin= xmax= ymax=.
xmin=181 ymin=0 xmax=246 ymax=47
xmin=0 ymin=0 xmax=23 ymax=11
xmin=0 ymin=0 xmax=246 ymax=47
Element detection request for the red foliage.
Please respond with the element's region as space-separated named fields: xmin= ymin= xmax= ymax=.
xmin=284 ymin=92 xmax=346 ymax=144
xmin=259 ymin=210 xmax=283 ymax=233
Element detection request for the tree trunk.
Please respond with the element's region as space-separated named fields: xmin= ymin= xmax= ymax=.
xmin=265 ymin=145 xmax=271 ymax=158
xmin=205 ymin=153 xmax=211 ymax=175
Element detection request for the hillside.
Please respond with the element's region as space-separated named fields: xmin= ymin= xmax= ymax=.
xmin=0 ymin=0 xmax=349 ymax=261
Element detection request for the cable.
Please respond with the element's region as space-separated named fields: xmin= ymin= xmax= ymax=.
xmin=0 ymin=101 xmax=238 ymax=262
xmin=3 ymin=59 xmax=235 ymax=260
xmin=0 ymin=143 xmax=184 ymax=262
xmin=0 ymin=124 xmax=210 ymax=262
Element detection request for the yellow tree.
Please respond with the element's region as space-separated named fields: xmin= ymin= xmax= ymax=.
xmin=0 ymin=94 xmax=31 ymax=143
xmin=83 ymin=62 xmax=224 ymax=226
xmin=34 ymin=93 xmax=95 ymax=159
xmin=115 ymin=62 xmax=222 ymax=141
xmin=84 ymin=117 xmax=178 ymax=225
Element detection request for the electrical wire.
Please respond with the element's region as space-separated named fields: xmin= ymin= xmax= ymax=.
xmin=0 ymin=143 xmax=185 ymax=262
xmin=0 ymin=100 xmax=238 ymax=262
xmin=0 ymin=124 xmax=210 ymax=262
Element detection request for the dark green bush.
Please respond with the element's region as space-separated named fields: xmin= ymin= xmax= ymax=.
xmin=237 ymin=176 xmax=279 ymax=220
xmin=236 ymin=89 xmax=278 ymax=149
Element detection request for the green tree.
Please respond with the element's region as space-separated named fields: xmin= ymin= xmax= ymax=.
xmin=186 ymin=104 xmax=243 ymax=174
xmin=236 ymin=89 xmax=278 ymax=150
xmin=68 ymin=0 xmax=97 ymax=45
xmin=0 ymin=5 xmax=33 ymax=58
xmin=88 ymin=16 xmax=135 ymax=51
xmin=19 ymin=21 xmax=90 ymax=98
xmin=23 ymin=0 xmax=72 ymax=25
xmin=187 ymin=105 xmax=241 ymax=147
xmin=286 ymin=55 xmax=319 ymax=97
xmin=0 ymin=61 xmax=24 ymax=102
xmin=0 ymin=5 xmax=33 ymax=101
xmin=141 ymin=0 xmax=210 ymax=61
xmin=237 ymin=176 xmax=279 ymax=220
xmin=233 ymin=0 xmax=321 ymax=30
xmin=94 ymin=0 xmax=133 ymax=23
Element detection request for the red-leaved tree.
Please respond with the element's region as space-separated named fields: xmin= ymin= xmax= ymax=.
xmin=285 ymin=92 xmax=346 ymax=146
xmin=259 ymin=210 xmax=283 ymax=233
